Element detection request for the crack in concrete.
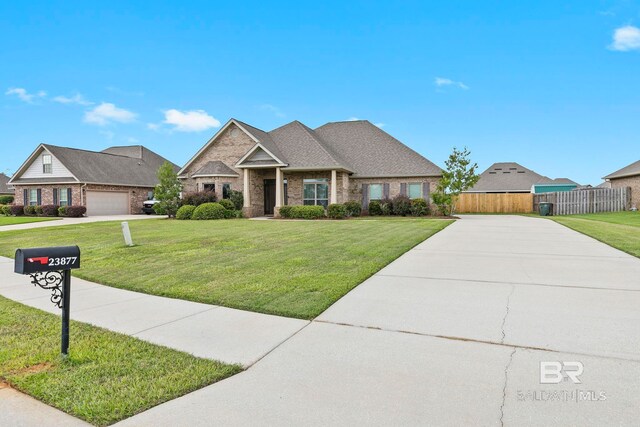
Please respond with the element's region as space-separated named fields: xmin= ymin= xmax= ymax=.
xmin=500 ymin=348 xmax=517 ymax=427
xmin=500 ymin=285 xmax=516 ymax=344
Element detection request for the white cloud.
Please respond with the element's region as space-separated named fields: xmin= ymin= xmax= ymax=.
xmin=609 ymin=25 xmax=640 ymax=51
xmin=259 ymin=104 xmax=286 ymax=118
xmin=434 ymin=77 xmax=469 ymax=90
xmin=127 ymin=137 xmax=139 ymax=143
xmin=162 ymin=109 xmax=220 ymax=132
xmin=53 ymin=93 xmax=93 ymax=106
xmin=374 ymin=122 xmax=385 ymax=128
xmin=147 ymin=123 xmax=160 ymax=131
xmin=84 ymin=102 xmax=137 ymax=125
xmin=346 ymin=117 xmax=360 ymax=121
xmin=5 ymin=87 xmax=46 ymax=103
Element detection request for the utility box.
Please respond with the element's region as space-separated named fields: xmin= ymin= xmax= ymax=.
xmin=539 ymin=202 xmax=554 ymax=217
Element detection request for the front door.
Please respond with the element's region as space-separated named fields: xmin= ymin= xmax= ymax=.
xmin=264 ymin=179 xmax=276 ymax=215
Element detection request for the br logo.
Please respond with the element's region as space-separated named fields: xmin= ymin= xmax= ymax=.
xmin=540 ymin=361 xmax=584 ymax=384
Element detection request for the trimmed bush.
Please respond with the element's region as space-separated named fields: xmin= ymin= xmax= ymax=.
xmin=24 ymin=205 xmax=37 ymax=216
xmin=11 ymin=205 xmax=25 ymax=216
xmin=411 ymin=198 xmax=430 ymax=216
xmin=0 ymin=195 xmax=14 ymax=204
xmin=40 ymin=205 xmax=58 ymax=217
xmin=392 ymin=195 xmax=412 ymax=216
xmin=192 ymin=202 xmax=225 ymax=220
xmin=229 ymin=190 xmax=244 ymax=210
xmin=66 ymin=206 xmax=87 ymax=218
xmin=280 ymin=205 xmax=325 ymax=219
xmin=368 ymin=200 xmax=383 ymax=216
xmin=219 ymin=199 xmax=235 ymax=211
xmin=181 ymin=191 xmax=217 ymax=207
xmin=58 ymin=206 xmax=68 ymax=217
xmin=327 ymin=204 xmax=347 ymax=219
xmin=234 ymin=209 xmax=244 ymax=219
xmin=1 ymin=205 xmax=11 ymax=216
xmin=344 ymin=201 xmax=361 ymax=217
xmin=380 ymin=198 xmax=393 ymax=216
xmin=176 ymin=205 xmax=196 ymax=220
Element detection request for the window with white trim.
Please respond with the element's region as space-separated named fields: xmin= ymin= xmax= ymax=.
xmin=303 ymin=178 xmax=329 ymax=208
xmin=408 ymin=183 xmax=422 ymax=199
xmin=369 ymin=184 xmax=383 ymax=201
xmin=42 ymin=154 xmax=52 ymax=174
xmin=59 ymin=188 xmax=69 ymax=206
xmin=29 ymin=189 xmax=38 ymax=206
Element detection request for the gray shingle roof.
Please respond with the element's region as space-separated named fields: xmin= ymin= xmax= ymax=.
xmin=603 ymin=160 xmax=640 ymax=180
xmin=468 ymin=162 xmax=548 ymax=192
xmin=192 ymin=161 xmax=238 ymax=176
xmin=235 ymin=119 xmax=286 ymax=163
xmin=12 ymin=145 xmax=178 ymax=187
xmin=0 ymin=173 xmax=12 ymax=194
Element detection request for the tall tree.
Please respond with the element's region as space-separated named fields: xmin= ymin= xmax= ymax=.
xmin=432 ymin=147 xmax=479 ymax=215
xmin=153 ymin=161 xmax=182 ymax=218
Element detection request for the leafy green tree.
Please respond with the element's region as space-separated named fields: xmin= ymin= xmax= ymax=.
xmin=433 ymin=147 xmax=479 ymax=215
xmin=153 ymin=161 xmax=182 ymax=218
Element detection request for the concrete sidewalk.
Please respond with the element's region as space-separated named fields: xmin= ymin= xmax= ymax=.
xmin=0 ymin=257 xmax=308 ymax=367
xmin=116 ymin=215 xmax=640 ymax=426
xmin=0 ymin=214 xmax=159 ymax=232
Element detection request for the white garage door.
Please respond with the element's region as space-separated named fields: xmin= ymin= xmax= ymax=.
xmin=86 ymin=191 xmax=129 ymax=216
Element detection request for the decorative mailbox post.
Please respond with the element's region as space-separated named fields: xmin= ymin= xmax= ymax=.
xmin=14 ymin=246 xmax=81 ymax=356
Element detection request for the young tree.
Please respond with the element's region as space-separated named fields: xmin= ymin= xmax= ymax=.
xmin=153 ymin=161 xmax=182 ymax=218
xmin=432 ymin=147 xmax=479 ymax=216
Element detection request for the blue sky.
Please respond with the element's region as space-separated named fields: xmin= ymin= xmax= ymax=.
xmin=1 ymin=1 xmax=639 ymax=185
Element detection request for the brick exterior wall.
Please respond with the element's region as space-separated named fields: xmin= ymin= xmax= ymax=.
xmin=609 ymin=176 xmax=640 ymax=208
xmin=11 ymin=184 xmax=154 ymax=215
xmin=350 ymin=177 xmax=439 ymax=208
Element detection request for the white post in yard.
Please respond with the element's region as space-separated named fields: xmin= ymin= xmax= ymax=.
xmin=275 ymin=167 xmax=283 ymax=208
xmin=243 ymin=168 xmax=251 ymax=208
xmin=121 ymin=222 xmax=134 ymax=247
xmin=330 ymin=169 xmax=338 ymax=205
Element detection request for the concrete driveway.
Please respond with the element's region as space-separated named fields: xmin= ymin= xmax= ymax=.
xmin=117 ymin=215 xmax=640 ymax=426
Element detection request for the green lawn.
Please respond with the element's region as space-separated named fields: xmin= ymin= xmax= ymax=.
xmin=548 ymin=211 xmax=640 ymax=257
xmin=0 ymin=296 xmax=241 ymax=426
xmin=0 ymin=216 xmax=61 ymax=226
xmin=0 ymin=218 xmax=452 ymax=319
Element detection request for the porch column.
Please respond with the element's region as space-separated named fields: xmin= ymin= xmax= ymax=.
xmin=275 ymin=167 xmax=283 ymax=207
xmin=243 ymin=168 xmax=250 ymax=208
xmin=330 ymin=169 xmax=338 ymax=204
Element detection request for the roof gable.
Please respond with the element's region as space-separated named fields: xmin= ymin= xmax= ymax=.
xmin=603 ymin=160 xmax=640 ymax=180
xmin=469 ymin=162 xmax=550 ymax=192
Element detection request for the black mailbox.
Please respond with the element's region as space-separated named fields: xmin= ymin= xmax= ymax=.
xmin=15 ymin=246 xmax=81 ymax=275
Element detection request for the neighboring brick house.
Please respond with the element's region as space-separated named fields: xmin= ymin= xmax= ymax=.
xmin=179 ymin=118 xmax=442 ymax=217
xmin=0 ymin=173 xmax=13 ymax=197
xmin=465 ymin=162 xmax=579 ymax=194
xmin=603 ymin=160 xmax=640 ymax=209
xmin=9 ymin=144 xmax=178 ymax=215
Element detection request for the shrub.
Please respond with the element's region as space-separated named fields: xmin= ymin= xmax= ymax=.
xmin=344 ymin=201 xmax=361 ymax=217
xmin=380 ymin=198 xmax=393 ymax=216
xmin=58 ymin=206 xmax=68 ymax=217
xmin=280 ymin=205 xmax=325 ymax=219
xmin=66 ymin=206 xmax=87 ymax=217
xmin=234 ymin=209 xmax=244 ymax=218
xmin=411 ymin=198 xmax=430 ymax=216
xmin=176 ymin=205 xmax=196 ymax=220
xmin=35 ymin=205 xmax=44 ymax=216
xmin=229 ymin=190 xmax=244 ymax=210
xmin=1 ymin=205 xmax=11 ymax=216
xmin=24 ymin=205 xmax=37 ymax=216
xmin=219 ymin=199 xmax=235 ymax=211
xmin=392 ymin=195 xmax=412 ymax=216
xmin=181 ymin=191 xmax=217 ymax=207
xmin=11 ymin=205 xmax=25 ymax=216
xmin=40 ymin=205 xmax=58 ymax=217
xmin=0 ymin=205 xmax=4 ymax=216
xmin=327 ymin=204 xmax=347 ymax=219
xmin=192 ymin=202 xmax=225 ymax=220
xmin=0 ymin=195 xmax=14 ymax=204
xmin=368 ymin=200 xmax=382 ymax=216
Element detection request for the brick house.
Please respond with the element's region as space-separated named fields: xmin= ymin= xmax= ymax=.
xmin=179 ymin=119 xmax=442 ymax=217
xmin=9 ymin=144 xmax=178 ymax=215
xmin=603 ymin=160 xmax=640 ymax=209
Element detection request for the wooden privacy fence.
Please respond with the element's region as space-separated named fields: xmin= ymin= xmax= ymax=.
xmin=456 ymin=193 xmax=534 ymax=213
xmin=533 ymin=187 xmax=631 ymax=216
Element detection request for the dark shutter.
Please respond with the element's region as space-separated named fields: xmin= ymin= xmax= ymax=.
xmin=423 ymin=182 xmax=430 ymax=200
xmin=23 ymin=189 xmax=28 ymax=205
xmin=400 ymin=183 xmax=407 ymax=196
xmin=361 ymin=184 xmax=369 ymax=209
xmin=36 ymin=189 xmax=42 ymax=205
xmin=67 ymin=188 xmax=73 ymax=206
xmin=383 ymin=183 xmax=390 ymax=199
xmin=53 ymin=188 xmax=58 ymax=205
